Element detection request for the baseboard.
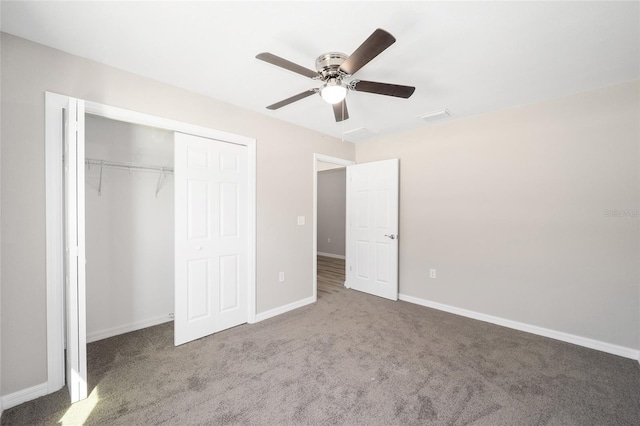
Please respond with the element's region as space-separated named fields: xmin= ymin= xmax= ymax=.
xmin=254 ymin=296 xmax=316 ymax=323
xmin=87 ymin=315 xmax=173 ymax=343
xmin=1 ymin=382 xmax=48 ymax=410
xmin=317 ymin=252 xmax=345 ymax=260
xmin=399 ymin=294 xmax=640 ymax=361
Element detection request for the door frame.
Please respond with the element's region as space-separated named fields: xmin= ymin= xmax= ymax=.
xmin=45 ymin=92 xmax=257 ymax=395
xmin=312 ymin=154 xmax=355 ymax=300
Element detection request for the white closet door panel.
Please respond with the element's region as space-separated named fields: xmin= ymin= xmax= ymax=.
xmin=175 ymin=134 xmax=217 ymax=345
xmin=64 ymin=97 xmax=88 ymax=402
xmin=213 ymin=141 xmax=248 ymax=332
xmin=175 ymin=133 xmax=248 ymax=345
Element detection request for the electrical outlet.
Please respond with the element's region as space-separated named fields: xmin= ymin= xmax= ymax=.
xmin=429 ymin=269 xmax=436 ymax=279
xmin=169 ymin=313 xmax=174 ymax=319
xmin=279 ymin=272 xmax=285 ymax=282
xmin=297 ymin=216 xmax=305 ymax=225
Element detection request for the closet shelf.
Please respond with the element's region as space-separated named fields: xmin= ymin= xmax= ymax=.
xmin=85 ymin=158 xmax=173 ymax=174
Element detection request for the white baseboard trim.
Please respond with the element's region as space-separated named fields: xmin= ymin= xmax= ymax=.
xmin=317 ymin=252 xmax=345 ymax=260
xmin=1 ymin=382 xmax=48 ymax=410
xmin=87 ymin=315 xmax=173 ymax=343
xmin=399 ymin=294 xmax=640 ymax=361
xmin=254 ymin=296 xmax=316 ymax=323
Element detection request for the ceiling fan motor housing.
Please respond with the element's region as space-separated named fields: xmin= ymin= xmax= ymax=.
xmin=315 ymin=52 xmax=348 ymax=78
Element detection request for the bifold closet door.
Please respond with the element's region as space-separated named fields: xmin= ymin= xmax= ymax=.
xmin=174 ymin=133 xmax=249 ymax=346
xmin=64 ymin=97 xmax=88 ymax=402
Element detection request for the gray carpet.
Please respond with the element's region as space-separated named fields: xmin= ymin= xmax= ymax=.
xmin=2 ymin=280 xmax=639 ymax=425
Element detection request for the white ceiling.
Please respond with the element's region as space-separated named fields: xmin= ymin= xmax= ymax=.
xmin=2 ymin=1 xmax=639 ymax=142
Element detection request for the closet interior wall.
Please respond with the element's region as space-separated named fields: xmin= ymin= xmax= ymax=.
xmin=85 ymin=114 xmax=174 ymax=342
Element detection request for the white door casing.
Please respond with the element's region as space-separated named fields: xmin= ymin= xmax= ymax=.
xmin=64 ymin=97 xmax=88 ymax=402
xmin=174 ymin=133 xmax=249 ymax=346
xmin=345 ymin=159 xmax=399 ymax=301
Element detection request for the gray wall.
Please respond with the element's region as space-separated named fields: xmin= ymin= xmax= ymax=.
xmin=0 ymin=33 xmax=354 ymax=395
xmin=356 ymin=81 xmax=640 ymax=351
xmin=317 ymin=168 xmax=346 ymax=257
xmin=85 ymin=115 xmax=174 ymax=341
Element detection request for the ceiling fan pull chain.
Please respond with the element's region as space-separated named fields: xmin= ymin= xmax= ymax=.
xmin=341 ymin=102 xmax=345 ymax=143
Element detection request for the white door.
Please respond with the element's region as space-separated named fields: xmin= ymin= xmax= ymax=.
xmin=345 ymin=159 xmax=399 ymax=300
xmin=64 ymin=98 xmax=88 ymax=402
xmin=174 ymin=133 xmax=249 ymax=346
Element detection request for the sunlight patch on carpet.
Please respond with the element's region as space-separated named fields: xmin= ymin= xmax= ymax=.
xmin=59 ymin=386 xmax=100 ymax=425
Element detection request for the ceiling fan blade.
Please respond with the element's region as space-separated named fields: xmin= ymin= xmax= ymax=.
xmin=332 ymin=100 xmax=349 ymax=122
xmin=351 ymin=80 xmax=415 ymax=98
xmin=266 ymin=89 xmax=317 ymax=110
xmin=256 ymin=52 xmax=318 ymax=79
xmin=339 ymin=29 xmax=396 ymax=76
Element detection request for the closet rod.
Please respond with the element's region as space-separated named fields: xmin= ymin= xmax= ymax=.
xmin=85 ymin=158 xmax=174 ymax=174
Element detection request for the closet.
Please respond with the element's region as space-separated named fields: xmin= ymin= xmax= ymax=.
xmin=84 ymin=114 xmax=174 ymax=342
xmin=44 ymin=94 xmax=255 ymax=402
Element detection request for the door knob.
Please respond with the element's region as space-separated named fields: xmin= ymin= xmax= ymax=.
xmin=384 ymin=234 xmax=397 ymax=240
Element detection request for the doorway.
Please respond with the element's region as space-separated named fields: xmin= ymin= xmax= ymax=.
xmin=316 ymin=163 xmax=346 ymax=297
xmin=45 ymin=93 xmax=257 ymax=402
xmin=312 ymin=154 xmax=354 ymax=300
xmin=313 ymin=154 xmax=400 ymax=303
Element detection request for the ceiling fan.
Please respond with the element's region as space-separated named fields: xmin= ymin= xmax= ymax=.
xmin=256 ymin=28 xmax=415 ymax=122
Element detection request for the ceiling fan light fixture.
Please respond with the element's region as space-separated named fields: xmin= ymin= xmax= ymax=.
xmin=320 ymin=78 xmax=347 ymax=104
xmin=257 ymin=29 xmax=414 ymax=123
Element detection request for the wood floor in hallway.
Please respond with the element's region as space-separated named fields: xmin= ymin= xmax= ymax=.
xmin=317 ymin=255 xmax=345 ymax=297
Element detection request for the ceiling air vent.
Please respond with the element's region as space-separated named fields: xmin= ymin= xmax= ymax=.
xmin=343 ymin=127 xmax=376 ymax=142
xmin=418 ymin=109 xmax=450 ymax=122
